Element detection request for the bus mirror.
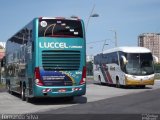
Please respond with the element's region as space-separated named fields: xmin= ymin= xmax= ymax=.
xmin=121 ymin=56 xmax=128 ymax=64
xmin=153 ymin=55 xmax=158 ymax=64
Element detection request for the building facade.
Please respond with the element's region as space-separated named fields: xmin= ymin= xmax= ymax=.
xmin=138 ymin=33 xmax=160 ymax=62
xmin=86 ymin=55 xmax=94 ymax=62
xmin=0 ymin=42 xmax=5 ymax=60
xmin=0 ymin=42 xmax=5 ymax=84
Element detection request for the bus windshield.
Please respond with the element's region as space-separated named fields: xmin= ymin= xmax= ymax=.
xmin=38 ymin=19 xmax=83 ymax=38
xmin=125 ymin=53 xmax=154 ymax=75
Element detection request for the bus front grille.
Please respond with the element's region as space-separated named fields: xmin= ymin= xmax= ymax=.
xmin=42 ymin=50 xmax=80 ymax=71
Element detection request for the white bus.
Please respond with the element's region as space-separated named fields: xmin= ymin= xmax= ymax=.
xmin=93 ymin=46 xmax=156 ymax=88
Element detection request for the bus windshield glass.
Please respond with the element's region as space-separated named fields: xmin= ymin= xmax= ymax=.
xmin=125 ymin=53 xmax=154 ymax=75
xmin=38 ymin=19 xmax=83 ymax=38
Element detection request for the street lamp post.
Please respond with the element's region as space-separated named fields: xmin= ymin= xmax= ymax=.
xmin=86 ymin=4 xmax=99 ymax=33
xmin=86 ymin=4 xmax=99 ymax=60
xmin=109 ymin=30 xmax=118 ymax=47
xmin=70 ymin=5 xmax=99 ymax=33
xmin=102 ymin=39 xmax=109 ymax=52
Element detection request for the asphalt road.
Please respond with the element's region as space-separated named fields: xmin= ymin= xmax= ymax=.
xmin=37 ymin=88 xmax=160 ymax=120
xmin=0 ymin=79 xmax=160 ymax=120
xmin=39 ymin=87 xmax=160 ymax=114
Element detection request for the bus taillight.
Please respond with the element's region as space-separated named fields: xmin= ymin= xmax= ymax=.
xmin=34 ymin=67 xmax=44 ymax=86
xmin=79 ymin=67 xmax=86 ymax=85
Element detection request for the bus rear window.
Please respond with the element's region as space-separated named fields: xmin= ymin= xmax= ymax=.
xmin=38 ymin=19 xmax=83 ymax=38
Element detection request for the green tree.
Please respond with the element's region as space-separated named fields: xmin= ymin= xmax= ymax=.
xmin=87 ymin=61 xmax=93 ymax=76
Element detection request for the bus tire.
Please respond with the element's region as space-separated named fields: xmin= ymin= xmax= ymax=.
xmin=26 ymin=97 xmax=31 ymax=103
xmin=99 ymin=75 xmax=106 ymax=85
xmin=116 ymin=77 xmax=120 ymax=88
xmin=21 ymin=85 xmax=26 ymax=101
xmin=6 ymin=82 xmax=10 ymax=93
xmin=65 ymin=96 xmax=74 ymax=101
xmin=7 ymin=81 xmax=13 ymax=95
xmin=98 ymin=75 xmax=102 ymax=85
xmin=139 ymin=85 xmax=145 ymax=88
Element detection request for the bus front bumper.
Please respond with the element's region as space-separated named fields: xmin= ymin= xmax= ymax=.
xmin=33 ymin=84 xmax=86 ymax=97
xmin=125 ymin=79 xmax=154 ymax=86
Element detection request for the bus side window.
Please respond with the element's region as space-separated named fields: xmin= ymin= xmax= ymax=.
xmin=32 ymin=41 xmax=34 ymax=52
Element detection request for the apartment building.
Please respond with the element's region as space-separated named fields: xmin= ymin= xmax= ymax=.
xmin=138 ymin=33 xmax=160 ymax=62
xmin=0 ymin=42 xmax=5 ymax=60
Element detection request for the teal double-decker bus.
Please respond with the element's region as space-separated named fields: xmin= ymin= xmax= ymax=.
xmin=5 ymin=17 xmax=86 ymax=102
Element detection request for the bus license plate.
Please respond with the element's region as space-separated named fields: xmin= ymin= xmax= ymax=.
xmin=58 ymin=88 xmax=66 ymax=93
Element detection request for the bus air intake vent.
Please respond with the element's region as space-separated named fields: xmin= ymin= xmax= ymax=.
xmin=42 ymin=50 xmax=80 ymax=71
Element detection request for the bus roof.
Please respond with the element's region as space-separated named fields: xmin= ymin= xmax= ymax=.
xmin=103 ymin=46 xmax=151 ymax=54
xmin=39 ymin=17 xmax=81 ymax=21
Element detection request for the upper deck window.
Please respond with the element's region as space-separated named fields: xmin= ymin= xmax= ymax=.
xmin=38 ymin=19 xmax=83 ymax=38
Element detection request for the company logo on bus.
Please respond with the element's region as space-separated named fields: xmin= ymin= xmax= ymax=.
xmin=39 ymin=42 xmax=82 ymax=49
xmin=39 ymin=42 xmax=68 ymax=49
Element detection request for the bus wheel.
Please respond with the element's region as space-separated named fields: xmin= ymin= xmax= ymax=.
xmin=98 ymin=75 xmax=102 ymax=85
xmin=7 ymin=82 xmax=13 ymax=95
xmin=21 ymin=86 xmax=26 ymax=101
xmin=65 ymin=97 xmax=74 ymax=101
xmin=26 ymin=97 xmax=29 ymax=102
xmin=139 ymin=85 xmax=145 ymax=88
xmin=7 ymin=83 xmax=10 ymax=93
xmin=116 ymin=78 xmax=120 ymax=88
xmin=98 ymin=75 xmax=106 ymax=85
xmin=26 ymin=97 xmax=33 ymax=103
